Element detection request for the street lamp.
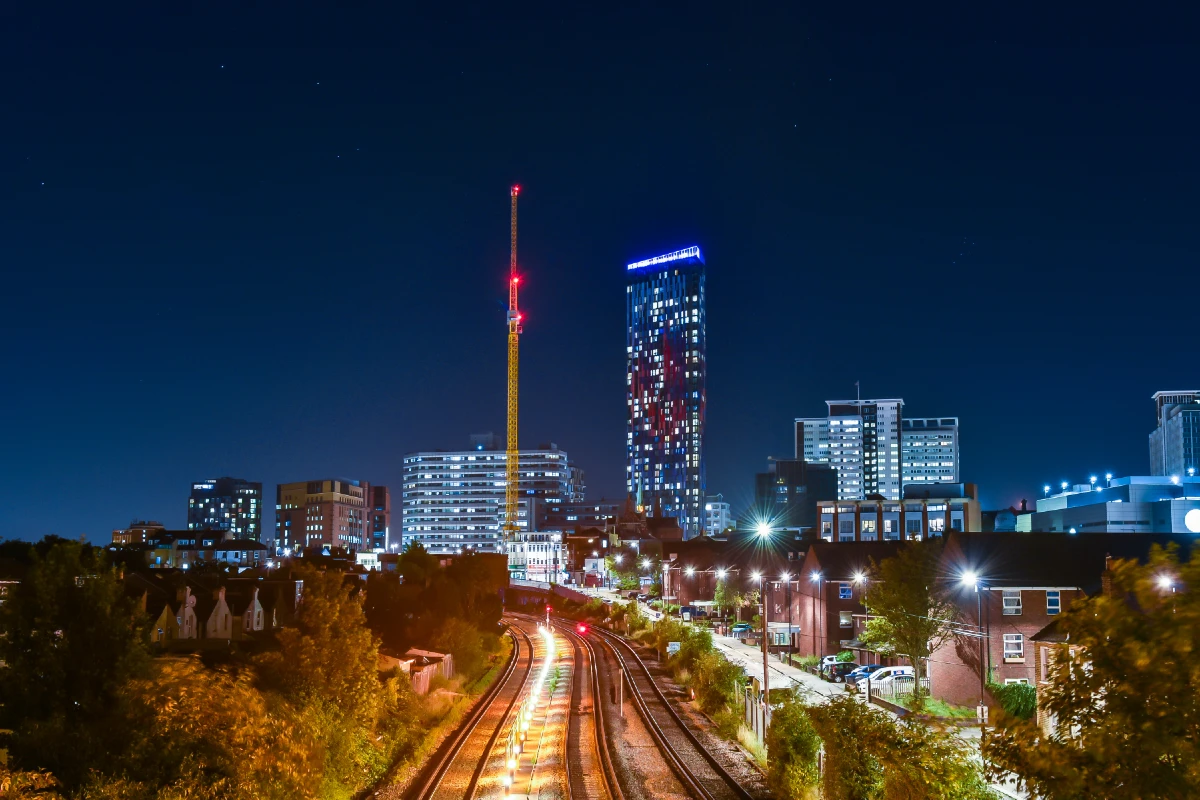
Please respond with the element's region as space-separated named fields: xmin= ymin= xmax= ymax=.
xmin=781 ymin=572 xmax=793 ymax=658
xmin=1061 ymin=482 xmax=1069 ymax=492
xmin=1106 ymin=473 xmax=1113 ymax=486
xmin=810 ymin=571 xmax=824 ymax=659
xmin=1157 ymin=574 xmax=1174 ymax=592
xmin=961 ymin=570 xmax=989 ymax=720
xmin=1089 ymin=476 xmax=1097 ymax=487
xmin=751 ymin=570 xmax=770 ymax=718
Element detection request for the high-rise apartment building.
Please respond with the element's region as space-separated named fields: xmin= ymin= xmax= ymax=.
xmin=402 ymin=439 xmax=584 ymax=555
xmin=754 ymin=460 xmax=837 ymax=531
xmin=187 ymin=477 xmax=263 ymax=541
xmin=1149 ymin=391 xmax=1200 ymax=477
xmin=276 ymin=479 xmax=387 ymax=555
xmin=796 ymin=400 xmax=904 ymax=500
xmin=626 ymin=246 xmax=706 ymax=537
xmin=901 ymin=418 xmax=961 ymax=485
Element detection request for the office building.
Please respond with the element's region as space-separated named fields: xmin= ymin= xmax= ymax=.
xmin=540 ymin=499 xmax=620 ymax=532
xmin=626 ymin=246 xmax=706 ymax=537
xmin=276 ymin=479 xmax=385 ymax=555
xmin=1018 ymin=475 xmax=1200 ymax=534
xmin=796 ymin=399 xmax=904 ymax=500
xmin=755 ymin=459 xmax=837 ymax=532
xmin=370 ymin=486 xmax=392 ymax=552
xmin=901 ymin=417 xmax=961 ymax=485
xmin=402 ymin=439 xmax=584 ymax=555
xmin=187 ymin=477 xmax=263 ymax=541
xmin=1149 ymin=391 xmax=1200 ymax=477
xmin=704 ymin=495 xmax=732 ymax=536
xmin=817 ymin=483 xmax=982 ymax=541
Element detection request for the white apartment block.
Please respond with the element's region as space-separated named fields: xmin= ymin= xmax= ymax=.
xmin=402 ymin=444 xmax=583 ymax=555
xmin=901 ymin=417 xmax=960 ymax=485
xmin=704 ymin=495 xmax=732 ymax=535
xmin=797 ymin=399 xmax=916 ymax=501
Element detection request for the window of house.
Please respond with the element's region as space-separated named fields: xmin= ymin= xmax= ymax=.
xmin=839 ymin=583 xmax=852 ymax=600
xmin=773 ymin=631 xmax=790 ymax=646
xmin=1005 ymin=678 xmax=1029 ymax=685
xmin=839 ymin=611 xmax=853 ymax=628
xmin=861 ymin=519 xmax=876 ymax=533
xmin=1046 ymin=590 xmax=1061 ymax=615
xmin=929 ymin=517 xmax=945 ymax=533
xmin=1004 ymin=634 xmax=1024 ymax=660
xmin=1003 ymin=590 xmax=1022 ymax=615
xmin=821 ymin=521 xmax=832 ymax=535
xmin=883 ymin=519 xmax=894 ymax=534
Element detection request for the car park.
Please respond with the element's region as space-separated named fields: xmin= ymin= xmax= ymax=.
xmin=843 ymin=664 xmax=882 ymax=687
xmin=856 ymin=665 xmax=915 ymax=693
xmin=825 ymin=662 xmax=861 ymax=683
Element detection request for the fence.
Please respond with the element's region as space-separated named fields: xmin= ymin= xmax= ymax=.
xmin=869 ymin=675 xmax=931 ymax=702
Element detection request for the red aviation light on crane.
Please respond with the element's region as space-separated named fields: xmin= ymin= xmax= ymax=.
xmin=511 ymin=184 xmax=521 ymax=195
xmin=512 ymin=276 xmax=520 ymax=284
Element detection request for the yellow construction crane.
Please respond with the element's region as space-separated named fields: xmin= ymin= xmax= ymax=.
xmin=505 ymin=185 xmax=523 ymax=573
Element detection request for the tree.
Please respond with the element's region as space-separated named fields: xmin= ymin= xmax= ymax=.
xmin=255 ymin=565 xmax=382 ymax=791
xmin=983 ymin=546 xmax=1200 ymax=799
xmin=807 ymin=695 xmax=990 ymax=800
xmin=0 ymin=540 xmax=150 ymax=785
xmin=434 ymin=617 xmax=488 ymax=678
xmin=766 ymin=693 xmax=820 ymax=800
xmin=98 ymin=658 xmax=321 ymax=800
xmin=713 ymin=578 xmax=734 ymax=619
xmin=858 ymin=540 xmax=957 ymax=709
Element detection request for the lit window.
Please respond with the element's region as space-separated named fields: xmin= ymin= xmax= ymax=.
xmin=1003 ymin=634 xmax=1024 ymax=660
xmin=1046 ymin=590 xmax=1061 ymax=615
xmin=1003 ymin=590 xmax=1022 ymax=616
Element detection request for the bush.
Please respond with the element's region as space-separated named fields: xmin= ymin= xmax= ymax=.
xmin=835 ymin=650 xmax=855 ymax=662
xmin=692 ymin=650 xmax=745 ymax=716
xmin=793 ymin=654 xmax=820 ymax=669
xmin=766 ymin=693 xmax=820 ymax=800
xmin=434 ymin=617 xmax=488 ymax=678
xmin=987 ymin=681 xmax=1037 ymax=720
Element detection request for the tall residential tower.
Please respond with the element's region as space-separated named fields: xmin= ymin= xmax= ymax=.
xmin=626 ymin=246 xmax=706 ymax=537
xmin=187 ymin=477 xmax=263 ymax=541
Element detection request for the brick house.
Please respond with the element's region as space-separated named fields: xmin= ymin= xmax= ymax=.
xmin=930 ymin=532 xmax=1195 ymax=708
xmin=793 ymin=541 xmax=904 ymax=661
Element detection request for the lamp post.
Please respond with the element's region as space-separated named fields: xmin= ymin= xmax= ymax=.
xmin=962 ymin=570 xmax=989 ymax=722
xmin=754 ymin=522 xmax=773 ymax=714
xmin=781 ymin=572 xmax=793 ymax=658
xmin=752 ymin=569 xmax=769 ymax=715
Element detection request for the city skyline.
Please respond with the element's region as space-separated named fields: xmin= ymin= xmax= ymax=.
xmin=2 ymin=6 xmax=1196 ymax=541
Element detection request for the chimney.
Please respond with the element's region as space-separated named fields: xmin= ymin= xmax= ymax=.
xmin=1020 ymin=499 xmax=1028 ymax=512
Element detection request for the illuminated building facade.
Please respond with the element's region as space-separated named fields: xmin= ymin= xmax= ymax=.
xmin=187 ymin=477 xmax=263 ymax=541
xmin=626 ymin=246 xmax=706 ymax=537
xmin=1149 ymin=390 xmax=1200 ymax=477
xmin=902 ymin=417 xmax=961 ymax=485
xmin=275 ymin=478 xmax=387 ymax=555
xmin=796 ymin=400 xmax=904 ymax=501
xmin=401 ymin=439 xmax=584 ymax=555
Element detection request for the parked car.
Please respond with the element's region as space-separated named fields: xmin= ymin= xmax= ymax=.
xmin=843 ymin=664 xmax=883 ymax=687
xmin=730 ymin=622 xmax=753 ymax=634
xmin=636 ymin=593 xmax=649 ymax=602
xmin=825 ymin=662 xmax=861 ymax=683
xmin=872 ymin=673 xmax=916 ymax=696
xmin=856 ymin=665 xmax=915 ymax=693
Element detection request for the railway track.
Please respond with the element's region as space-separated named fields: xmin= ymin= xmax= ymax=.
xmin=405 ymin=619 xmax=535 ymax=800
xmin=586 ymin=622 xmax=755 ymax=800
xmin=553 ymin=620 xmax=623 ymax=800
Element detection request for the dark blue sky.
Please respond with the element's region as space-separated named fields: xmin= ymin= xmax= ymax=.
xmin=2 ymin=5 xmax=1196 ymax=542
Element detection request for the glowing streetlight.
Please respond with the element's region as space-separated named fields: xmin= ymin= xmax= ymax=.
xmin=716 ymin=568 xmax=727 ymax=580
xmin=810 ymin=571 xmax=821 ymax=582
xmin=755 ymin=521 xmax=772 ymax=538
xmin=1190 ymin=467 xmax=1196 ymax=477
xmin=1171 ymin=475 xmax=1181 ymax=485
xmin=1089 ymin=476 xmax=1097 ymax=486
xmin=640 ymin=558 xmax=651 ymax=569
xmin=961 ymin=570 xmax=978 ymax=588
xmin=751 ymin=571 xmax=761 ymax=582
xmin=1157 ymin=574 xmax=1174 ymax=591
xmin=614 ymin=555 xmax=623 ymax=565
xmin=781 ymin=572 xmax=791 ymax=582
xmin=852 ymin=571 xmax=866 ymax=585
xmin=1061 ymin=482 xmax=1069 ymax=492
xmin=1043 ymin=485 xmax=1051 ymax=497
xmin=685 ymin=566 xmax=695 ymax=576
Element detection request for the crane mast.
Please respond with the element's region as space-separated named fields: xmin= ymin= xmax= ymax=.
xmin=505 ymin=185 xmax=522 ymax=574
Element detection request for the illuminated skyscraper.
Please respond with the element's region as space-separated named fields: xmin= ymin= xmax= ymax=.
xmin=626 ymin=246 xmax=706 ymax=537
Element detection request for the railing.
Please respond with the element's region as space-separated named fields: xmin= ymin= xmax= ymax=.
xmin=869 ymin=676 xmax=931 ymax=701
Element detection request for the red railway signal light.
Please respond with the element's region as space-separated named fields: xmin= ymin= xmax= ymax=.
xmin=577 ymin=623 xmax=589 ymax=635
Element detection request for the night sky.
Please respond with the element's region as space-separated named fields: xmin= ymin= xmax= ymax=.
xmin=2 ymin=6 xmax=1196 ymax=542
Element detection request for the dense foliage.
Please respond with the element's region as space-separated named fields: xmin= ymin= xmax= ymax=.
xmin=985 ymin=681 xmax=1036 ymax=721
xmin=0 ymin=539 xmax=503 ymax=800
xmin=768 ymin=694 xmax=992 ymax=800
xmin=983 ymin=546 xmax=1200 ymax=799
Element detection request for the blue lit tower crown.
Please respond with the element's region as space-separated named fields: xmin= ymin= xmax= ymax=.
xmin=625 ymin=246 xmax=706 ymax=538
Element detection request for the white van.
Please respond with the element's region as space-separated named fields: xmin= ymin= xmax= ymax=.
xmin=856 ymin=665 xmax=914 ymax=693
